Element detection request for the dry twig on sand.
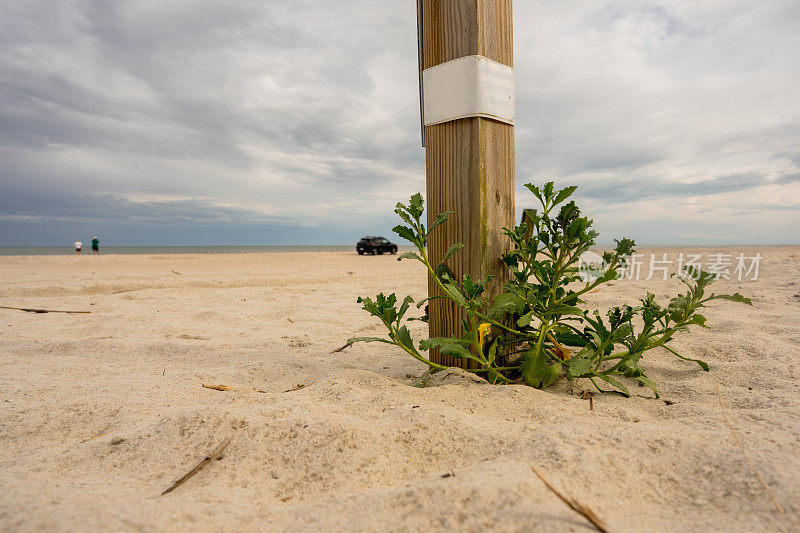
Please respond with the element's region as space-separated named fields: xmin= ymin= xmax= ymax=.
xmin=201 ymin=384 xmax=233 ymax=391
xmin=715 ymin=384 xmax=784 ymax=514
xmin=80 ymin=427 xmax=116 ymax=443
xmin=331 ymin=342 xmax=351 ymax=353
xmin=109 ymin=288 xmax=141 ymax=295
xmin=580 ymin=391 xmax=595 ymax=411
xmin=282 ymin=383 xmax=310 ymax=393
xmin=161 ymin=437 xmax=232 ymax=496
xmin=1 ymin=305 xmax=90 ymax=314
xmin=530 ymin=466 xmax=609 ymax=533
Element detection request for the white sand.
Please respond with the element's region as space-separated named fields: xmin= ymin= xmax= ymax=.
xmin=1 ymin=248 xmax=798 ymax=531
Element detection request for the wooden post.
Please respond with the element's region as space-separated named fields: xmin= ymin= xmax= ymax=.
xmin=421 ymin=0 xmax=515 ymax=367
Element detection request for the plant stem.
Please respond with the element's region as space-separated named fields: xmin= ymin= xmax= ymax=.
xmin=546 ymin=332 xmax=571 ymax=360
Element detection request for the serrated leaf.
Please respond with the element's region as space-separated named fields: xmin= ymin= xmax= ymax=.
xmin=408 ymin=193 xmax=424 ymax=217
xmin=552 ymin=185 xmax=578 ymax=207
xmin=600 ymin=267 xmax=619 ymax=282
xmin=428 ymin=210 xmax=453 ymax=234
xmin=397 ymin=251 xmax=422 ymax=262
xmin=392 ymin=225 xmax=417 ymax=244
xmin=397 ymin=295 xmax=414 ymax=321
xmin=523 ymin=183 xmax=543 ymax=203
xmin=686 ymin=313 xmax=709 ymax=328
xmin=543 ymin=182 xmax=555 ymax=201
xmin=610 ymin=323 xmax=634 ymax=341
xmin=396 ymin=326 xmax=414 ymax=350
xmin=439 ymin=242 xmax=464 ymax=265
xmin=517 ymin=310 xmax=537 ymax=328
xmin=394 ymin=206 xmax=414 ymax=226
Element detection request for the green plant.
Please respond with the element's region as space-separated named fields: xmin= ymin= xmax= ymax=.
xmin=347 ymin=182 xmax=751 ymax=397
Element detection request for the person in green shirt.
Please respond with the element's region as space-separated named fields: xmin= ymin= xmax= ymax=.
xmin=91 ymin=236 xmax=100 ymax=255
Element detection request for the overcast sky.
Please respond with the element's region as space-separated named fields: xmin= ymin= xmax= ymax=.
xmin=1 ymin=0 xmax=798 ymax=246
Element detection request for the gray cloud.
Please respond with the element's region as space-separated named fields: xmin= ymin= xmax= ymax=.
xmin=570 ymin=172 xmax=769 ymax=203
xmin=1 ymin=0 xmax=799 ymax=245
xmin=778 ymin=173 xmax=800 ymax=184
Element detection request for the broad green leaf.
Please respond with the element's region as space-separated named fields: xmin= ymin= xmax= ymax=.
xmin=419 ymin=337 xmax=470 ymax=351
xmin=566 ymin=357 xmax=592 ymax=378
xmin=489 ymin=292 xmax=525 ymax=317
xmin=553 ymin=332 xmax=590 ymax=347
xmin=521 ymin=348 xmax=561 ymax=388
xmin=440 ymin=343 xmax=476 ymax=360
xmin=444 ymin=283 xmax=468 ymax=308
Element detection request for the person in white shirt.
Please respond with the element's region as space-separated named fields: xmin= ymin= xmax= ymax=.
xmin=74 ymin=240 xmax=82 ymax=254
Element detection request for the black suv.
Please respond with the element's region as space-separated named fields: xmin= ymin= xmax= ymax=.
xmin=356 ymin=236 xmax=398 ymax=255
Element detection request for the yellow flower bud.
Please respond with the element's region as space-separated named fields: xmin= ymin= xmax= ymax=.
xmin=478 ymin=322 xmax=492 ymax=346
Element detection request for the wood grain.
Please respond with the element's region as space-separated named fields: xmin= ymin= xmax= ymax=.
xmin=421 ymin=0 xmax=514 ymax=367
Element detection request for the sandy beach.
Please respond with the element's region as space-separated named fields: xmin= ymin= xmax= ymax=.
xmin=1 ymin=248 xmax=798 ymax=531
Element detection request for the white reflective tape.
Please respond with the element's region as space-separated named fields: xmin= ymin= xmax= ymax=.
xmin=422 ymin=55 xmax=515 ymax=126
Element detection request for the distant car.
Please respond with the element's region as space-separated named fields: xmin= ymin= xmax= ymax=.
xmin=356 ymin=236 xmax=398 ymax=255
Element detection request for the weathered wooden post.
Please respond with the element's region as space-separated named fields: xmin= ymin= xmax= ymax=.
xmin=418 ymin=1 xmax=515 ymax=367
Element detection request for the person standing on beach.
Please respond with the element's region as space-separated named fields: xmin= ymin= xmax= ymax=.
xmin=74 ymin=240 xmax=82 ymax=254
xmin=91 ymin=236 xmax=100 ymax=255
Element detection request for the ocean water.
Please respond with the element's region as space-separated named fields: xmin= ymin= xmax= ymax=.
xmin=0 ymin=244 xmax=779 ymax=256
xmin=0 ymin=245 xmax=367 ymax=256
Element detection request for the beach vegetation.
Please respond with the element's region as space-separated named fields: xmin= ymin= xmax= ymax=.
xmin=348 ymin=182 xmax=751 ymax=396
